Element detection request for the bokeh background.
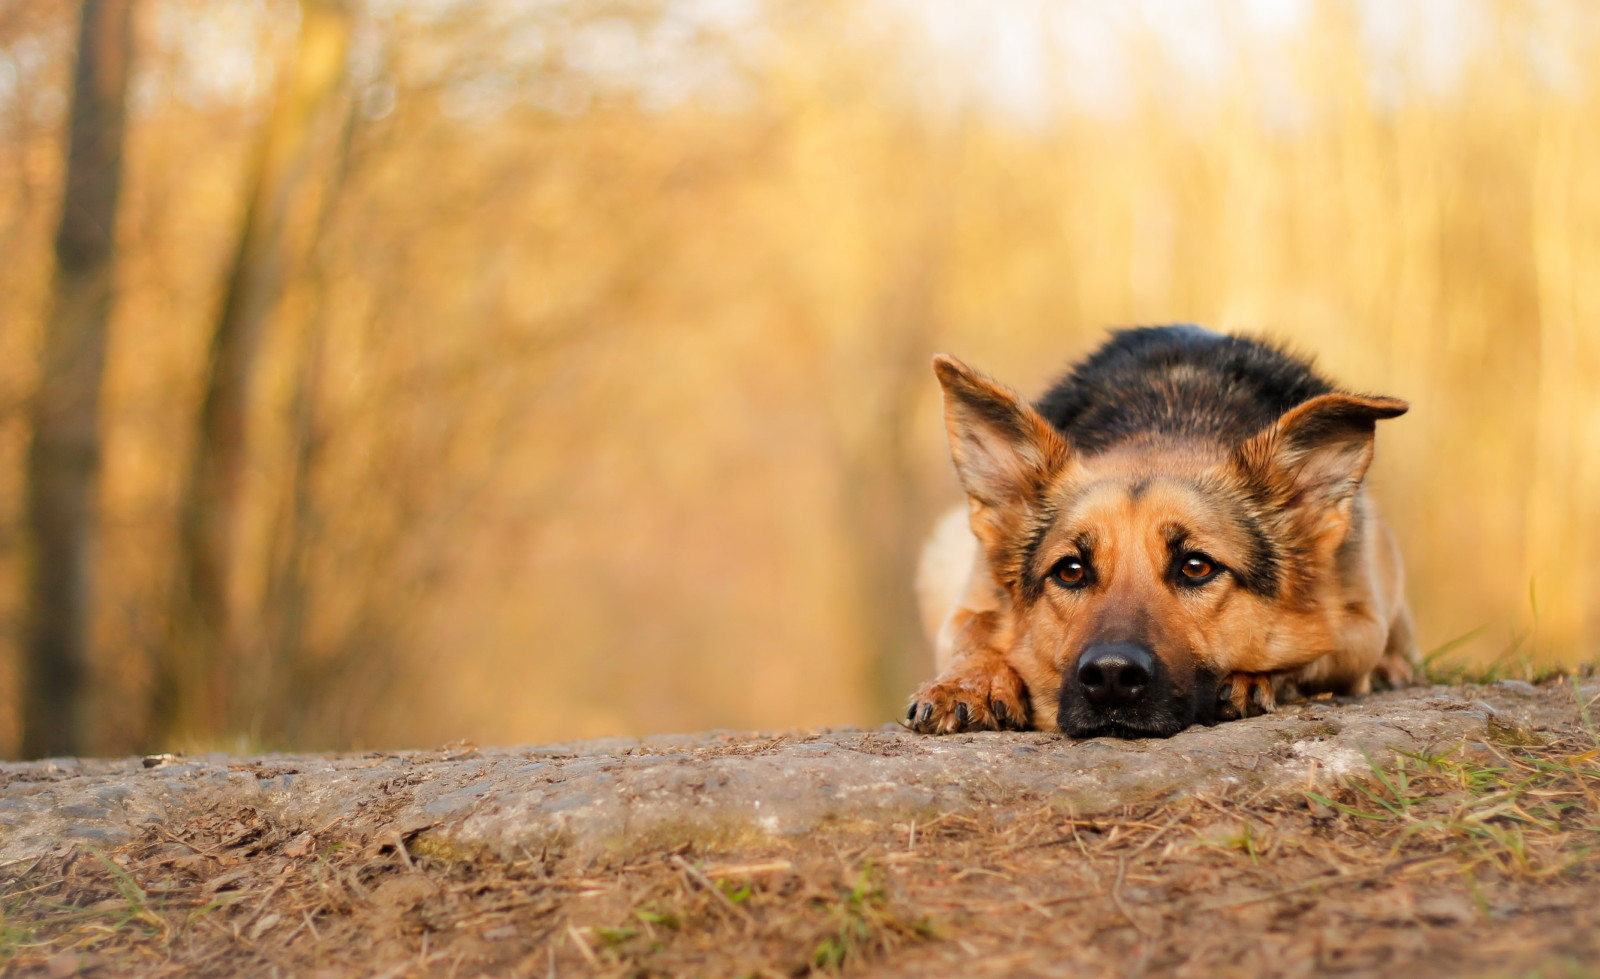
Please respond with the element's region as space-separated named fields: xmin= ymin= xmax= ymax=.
xmin=2 ymin=0 xmax=1598 ymax=758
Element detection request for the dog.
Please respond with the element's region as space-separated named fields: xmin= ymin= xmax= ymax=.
xmin=906 ymin=325 xmax=1418 ymax=739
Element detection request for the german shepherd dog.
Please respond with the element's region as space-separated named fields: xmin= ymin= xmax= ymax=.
xmin=907 ymin=326 xmax=1418 ymax=739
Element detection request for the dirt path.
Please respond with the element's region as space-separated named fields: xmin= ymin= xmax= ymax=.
xmin=4 ymin=679 xmax=1597 ymax=977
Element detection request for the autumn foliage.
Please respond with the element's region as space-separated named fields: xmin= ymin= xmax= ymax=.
xmin=0 ymin=1 xmax=1597 ymax=756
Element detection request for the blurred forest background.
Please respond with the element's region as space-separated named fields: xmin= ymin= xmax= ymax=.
xmin=2 ymin=0 xmax=1598 ymax=758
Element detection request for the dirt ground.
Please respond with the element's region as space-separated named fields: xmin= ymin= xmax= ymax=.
xmin=4 ymin=677 xmax=1599 ymax=978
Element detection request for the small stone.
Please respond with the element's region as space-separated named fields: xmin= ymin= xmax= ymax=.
xmin=1416 ymin=893 xmax=1477 ymax=924
xmin=45 ymin=951 xmax=107 ymax=978
xmin=1493 ymin=679 xmax=1538 ymax=695
xmin=249 ymin=913 xmax=282 ymax=940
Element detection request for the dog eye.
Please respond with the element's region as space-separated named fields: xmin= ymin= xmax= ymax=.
xmin=1177 ymin=553 xmax=1218 ymax=584
xmin=1052 ymin=557 xmax=1090 ymax=588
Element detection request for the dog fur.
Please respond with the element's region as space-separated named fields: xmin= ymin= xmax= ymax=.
xmin=907 ymin=326 xmax=1418 ymax=739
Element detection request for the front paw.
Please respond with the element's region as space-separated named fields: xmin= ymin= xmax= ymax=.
xmin=1216 ymin=672 xmax=1279 ymax=721
xmin=905 ymin=657 xmax=1030 ymax=734
xmin=1371 ymin=650 xmax=1418 ymax=690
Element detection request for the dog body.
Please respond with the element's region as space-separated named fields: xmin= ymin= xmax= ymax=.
xmin=907 ymin=326 xmax=1418 ymax=739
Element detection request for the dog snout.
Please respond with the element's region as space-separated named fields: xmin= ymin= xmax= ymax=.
xmin=1076 ymin=643 xmax=1155 ymax=709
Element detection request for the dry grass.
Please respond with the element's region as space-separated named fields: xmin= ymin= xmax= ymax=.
xmin=3 ymin=689 xmax=1598 ymax=978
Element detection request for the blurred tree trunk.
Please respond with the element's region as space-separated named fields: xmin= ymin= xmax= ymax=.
xmin=258 ymin=92 xmax=360 ymax=746
xmin=20 ymin=0 xmax=134 ymax=759
xmin=154 ymin=0 xmax=350 ymax=747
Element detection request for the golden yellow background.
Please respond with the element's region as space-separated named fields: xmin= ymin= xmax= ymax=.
xmin=2 ymin=0 xmax=1597 ymax=755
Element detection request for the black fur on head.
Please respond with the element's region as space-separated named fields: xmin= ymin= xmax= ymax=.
xmin=1033 ymin=326 xmax=1336 ymax=452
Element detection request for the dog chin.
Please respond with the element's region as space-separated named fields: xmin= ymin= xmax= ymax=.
xmin=1058 ymin=687 xmax=1200 ymax=740
xmin=1062 ymin=718 xmax=1190 ymax=740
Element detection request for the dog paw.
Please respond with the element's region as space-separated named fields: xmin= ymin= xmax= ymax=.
xmin=1216 ymin=672 xmax=1278 ymax=721
xmin=1371 ymin=651 xmax=1418 ymax=690
xmin=905 ymin=657 xmax=1030 ymax=734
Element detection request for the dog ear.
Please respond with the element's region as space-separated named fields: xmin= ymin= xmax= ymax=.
xmin=1236 ymin=392 xmax=1408 ymax=540
xmin=933 ymin=355 xmax=1069 ymax=554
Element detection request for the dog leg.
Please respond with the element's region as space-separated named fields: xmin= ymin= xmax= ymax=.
xmin=907 ymin=605 xmax=1030 ymax=733
xmin=1372 ymin=603 xmax=1421 ymax=689
xmin=910 ymin=520 xmax=1031 ymax=733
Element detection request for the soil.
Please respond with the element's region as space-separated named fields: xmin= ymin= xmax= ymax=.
xmin=2 ymin=678 xmax=1597 ymax=978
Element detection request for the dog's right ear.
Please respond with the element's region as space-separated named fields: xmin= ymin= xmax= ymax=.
xmin=933 ymin=355 xmax=1069 ymax=559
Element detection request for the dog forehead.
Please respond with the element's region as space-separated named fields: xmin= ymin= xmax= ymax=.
xmin=1033 ymin=463 xmax=1257 ymax=575
xmin=1050 ymin=470 xmax=1216 ymax=536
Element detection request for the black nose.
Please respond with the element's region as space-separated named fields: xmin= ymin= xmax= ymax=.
xmin=1076 ymin=643 xmax=1155 ymax=709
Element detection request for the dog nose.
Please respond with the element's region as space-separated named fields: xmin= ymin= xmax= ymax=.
xmin=1076 ymin=643 xmax=1155 ymax=708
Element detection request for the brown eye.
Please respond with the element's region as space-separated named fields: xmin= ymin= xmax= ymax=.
xmin=1052 ymin=558 xmax=1089 ymax=588
xmin=1177 ymin=553 xmax=1218 ymax=584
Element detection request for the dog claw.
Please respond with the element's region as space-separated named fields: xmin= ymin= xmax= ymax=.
xmin=955 ymin=702 xmax=970 ymax=725
xmin=1217 ymin=672 xmax=1278 ymax=721
xmin=991 ymin=700 xmax=1009 ymax=726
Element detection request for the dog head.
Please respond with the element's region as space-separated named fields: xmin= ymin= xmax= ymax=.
xmin=934 ymin=354 xmax=1407 ymax=738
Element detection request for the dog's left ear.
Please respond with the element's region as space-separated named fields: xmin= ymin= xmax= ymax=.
xmin=1237 ymin=392 xmax=1408 ymax=537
